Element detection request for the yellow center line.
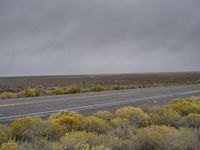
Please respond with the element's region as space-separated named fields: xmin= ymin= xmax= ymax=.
xmin=0 ymin=103 xmax=23 ymax=107
xmin=0 ymin=86 xmax=177 ymax=108
xmin=0 ymin=91 xmax=133 ymax=107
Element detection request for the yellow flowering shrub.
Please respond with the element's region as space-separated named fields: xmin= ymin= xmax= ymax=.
xmin=93 ymin=111 xmax=113 ymax=121
xmin=115 ymin=106 xmax=150 ymax=127
xmin=49 ymin=111 xmax=83 ymax=131
xmin=17 ymin=89 xmax=37 ymax=97
xmin=166 ymin=98 xmax=200 ymax=115
xmin=50 ymin=88 xmax=65 ymax=95
xmin=0 ymin=92 xmax=14 ymax=99
xmin=91 ymin=85 xmax=105 ymax=92
xmin=66 ymin=87 xmax=81 ymax=94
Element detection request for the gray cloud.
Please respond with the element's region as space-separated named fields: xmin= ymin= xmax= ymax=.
xmin=0 ymin=0 xmax=200 ymax=76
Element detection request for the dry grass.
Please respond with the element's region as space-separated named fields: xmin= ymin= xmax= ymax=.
xmin=0 ymin=72 xmax=200 ymax=93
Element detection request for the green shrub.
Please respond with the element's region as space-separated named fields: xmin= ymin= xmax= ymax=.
xmin=176 ymin=128 xmax=200 ymax=150
xmin=190 ymin=96 xmax=200 ymax=103
xmin=110 ymin=118 xmax=135 ymax=139
xmin=110 ymin=118 xmax=129 ymax=129
xmin=0 ymin=124 xmax=11 ymax=145
xmin=131 ymin=126 xmax=200 ymax=150
xmin=115 ymin=106 xmax=149 ymax=127
xmin=80 ymin=116 xmax=110 ymax=134
xmin=150 ymin=107 xmax=181 ymax=127
xmin=93 ymin=111 xmax=113 ymax=121
xmin=0 ymin=89 xmax=4 ymax=94
xmin=74 ymin=143 xmax=90 ymax=150
xmin=98 ymin=134 xmax=124 ymax=150
xmin=74 ymin=143 xmax=111 ymax=150
xmin=31 ymin=120 xmax=64 ymax=141
xmin=0 ymin=141 xmax=17 ymax=150
xmin=60 ymin=131 xmax=101 ymax=150
xmin=140 ymin=104 xmax=157 ymax=113
xmin=0 ymin=92 xmax=14 ymax=99
xmin=197 ymin=79 xmax=200 ymax=83
xmin=35 ymin=88 xmax=46 ymax=96
xmin=17 ymin=89 xmax=37 ymax=97
xmin=43 ymin=121 xmax=64 ymax=141
xmin=112 ymin=85 xmax=123 ymax=90
xmin=127 ymin=84 xmax=138 ymax=89
xmin=17 ymin=138 xmax=58 ymax=150
xmin=131 ymin=126 xmax=179 ymax=150
xmin=91 ymin=145 xmax=111 ymax=150
xmin=187 ymin=113 xmax=200 ymax=128
xmin=10 ymin=116 xmax=43 ymax=141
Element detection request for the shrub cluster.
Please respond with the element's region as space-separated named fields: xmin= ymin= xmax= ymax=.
xmin=0 ymin=96 xmax=200 ymax=150
xmin=0 ymin=92 xmax=14 ymax=99
xmin=0 ymin=83 xmax=179 ymax=99
xmin=0 ymin=85 xmax=105 ymax=99
xmin=90 ymin=85 xmax=105 ymax=92
xmin=50 ymin=88 xmax=65 ymax=95
xmin=0 ymin=89 xmax=38 ymax=99
xmin=16 ymin=89 xmax=37 ymax=98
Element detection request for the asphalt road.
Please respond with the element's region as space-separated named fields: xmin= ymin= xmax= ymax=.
xmin=1 ymin=84 xmax=200 ymax=122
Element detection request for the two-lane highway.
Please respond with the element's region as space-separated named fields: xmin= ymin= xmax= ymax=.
xmin=0 ymin=84 xmax=200 ymax=122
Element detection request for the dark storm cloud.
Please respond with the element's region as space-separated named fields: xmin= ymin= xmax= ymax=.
xmin=0 ymin=0 xmax=200 ymax=76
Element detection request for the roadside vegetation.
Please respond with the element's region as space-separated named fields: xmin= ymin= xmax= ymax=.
xmin=0 ymin=96 xmax=200 ymax=149
xmin=0 ymin=82 xmax=199 ymax=99
xmin=0 ymin=85 xmax=149 ymax=99
xmin=1 ymin=72 xmax=200 ymax=99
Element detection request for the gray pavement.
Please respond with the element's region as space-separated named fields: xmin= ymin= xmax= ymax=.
xmin=0 ymin=84 xmax=200 ymax=122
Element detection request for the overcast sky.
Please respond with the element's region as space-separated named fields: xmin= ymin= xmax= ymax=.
xmin=0 ymin=0 xmax=200 ymax=76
